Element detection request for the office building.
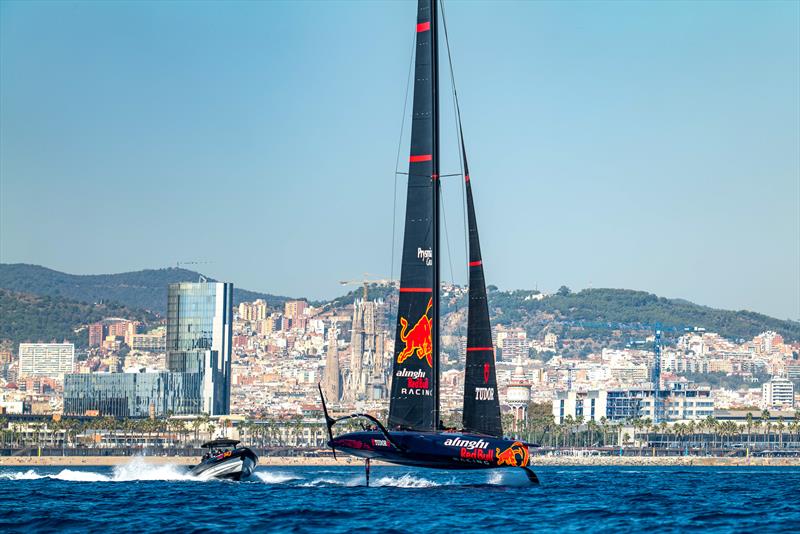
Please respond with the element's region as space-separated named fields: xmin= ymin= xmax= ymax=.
xmin=64 ymin=371 xmax=204 ymax=417
xmin=18 ymin=343 xmax=75 ymax=379
xmin=166 ymin=281 xmax=233 ymax=415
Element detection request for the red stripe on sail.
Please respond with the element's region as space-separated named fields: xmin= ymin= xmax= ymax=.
xmin=409 ymin=154 xmax=432 ymax=162
xmin=467 ymin=347 xmax=493 ymax=352
xmin=432 ymin=174 xmax=439 ymax=180
xmin=416 ymin=22 xmax=430 ymax=32
xmin=465 ymin=174 xmax=470 ymax=182
xmin=400 ymin=287 xmax=432 ymax=293
xmin=469 ymin=260 xmax=482 ymax=267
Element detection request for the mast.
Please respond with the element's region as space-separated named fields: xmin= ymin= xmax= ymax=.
xmin=431 ymin=0 xmax=441 ymax=430
xmin=388 ymin=0 xmax=440 ymax=431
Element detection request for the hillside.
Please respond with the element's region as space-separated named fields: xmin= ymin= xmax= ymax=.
xmin=333 ymin=285 xmax=799 ymax=343
xmin=0 ymin=288 xmax=159 ymax=350
xmin=0 ymin=264 xmax=293 ymax=315
xmin=1 ymin=264 xmax=796 ymax=348
xmin=484 ymin=288 xmax=800 ymax=343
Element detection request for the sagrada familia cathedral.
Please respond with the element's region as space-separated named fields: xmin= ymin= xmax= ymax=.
xmin=322 ymin=298 xmax=390 ymax=403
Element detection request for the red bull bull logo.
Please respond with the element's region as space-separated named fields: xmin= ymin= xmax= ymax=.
xmin=496 ymin=441 xmax=529 ymax=467
xmin=397 ymin=298 xmax=433 ymax=367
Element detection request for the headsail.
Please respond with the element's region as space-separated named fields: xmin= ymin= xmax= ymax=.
xmin=388 ymin=0 xmax=440 ymax=431
xmin=460 ymin=142 xmax=503 ymax=438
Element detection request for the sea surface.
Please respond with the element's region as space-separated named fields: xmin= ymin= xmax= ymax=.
xmin=1 ymin=461 xmax=799 ymax=532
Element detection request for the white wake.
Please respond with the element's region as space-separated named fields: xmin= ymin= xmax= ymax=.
xmin=254 ymin=471 xmax=301 ymax=484
xmin=0 ymin=457 xmax=201 ymax=483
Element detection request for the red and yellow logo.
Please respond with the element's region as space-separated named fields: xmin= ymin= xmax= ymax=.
xmin=397 ymin=298 xmax=433 ymax=367
xmin=496 ymin=441 xmax=529 ymax=467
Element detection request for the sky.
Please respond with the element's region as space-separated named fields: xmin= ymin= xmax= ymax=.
xmin=1 ymin=0 xmax=798 ymax=320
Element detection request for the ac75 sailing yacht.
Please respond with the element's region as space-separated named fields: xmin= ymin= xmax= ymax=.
xmin=319 ymin=0 xmax=538 ymax=485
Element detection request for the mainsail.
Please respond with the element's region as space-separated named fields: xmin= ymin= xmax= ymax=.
xmin=388 ymin=0 xmax=440 ymax=431
xmin=460 ymin=139 xmax=502 ymax=437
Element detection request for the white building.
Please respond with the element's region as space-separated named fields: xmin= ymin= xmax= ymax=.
xmin=554 ymin=384 xmax=714 ymax=424
xmin=18 ymin=343 xmax=75 ymax=379
xmin=761 ymin=377 xmax=794 ymax=409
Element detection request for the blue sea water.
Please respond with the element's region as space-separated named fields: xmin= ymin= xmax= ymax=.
xmin=1 ymin=461 xmax=799 ymax=532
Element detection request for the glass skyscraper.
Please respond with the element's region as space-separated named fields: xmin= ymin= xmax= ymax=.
xmin=64 ymin=280 xmax=234 ymax=418
xmin=166 ymin=281 xmax=233 ymax=415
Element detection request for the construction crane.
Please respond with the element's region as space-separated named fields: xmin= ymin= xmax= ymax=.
xmin=339 ymin=273 xmax=391 ymax=302
xmin=176 ymin=260 xmax=213 ymax=269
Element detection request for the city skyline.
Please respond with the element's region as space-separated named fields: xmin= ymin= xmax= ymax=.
xmin=1 ymin=0 xmax=798 ymax=320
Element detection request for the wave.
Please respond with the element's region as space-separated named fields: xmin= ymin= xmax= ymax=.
xmin=299 ymin=476 xmax=363 ymax=487
xmin=0 ymin=469 xmax=108 ymax=482
xmin=254 ymin=472 xmax=302 ymax=484
xmin=487 ymin=469 xmax=537 ymax=487
xmin=0 ymin=457 xmax=199 ymax=483
xmin=110 ymin=458 xmax=198 ymax=481
xmin=372 ymin=473 xmax=440 ymax=488
xmin=0 ymin=469 xmax=48 ymax=481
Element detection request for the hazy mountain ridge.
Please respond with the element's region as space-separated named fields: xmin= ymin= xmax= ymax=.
xmin=0 ymin=265 xmax=797 ymax=353
xmin=0 ymin=264 xmax=293 ymax=314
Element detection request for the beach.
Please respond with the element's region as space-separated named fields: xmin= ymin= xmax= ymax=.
xmin=2 ymin=455 xmax=799 ymax=467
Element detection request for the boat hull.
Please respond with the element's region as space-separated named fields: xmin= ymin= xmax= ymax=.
xmin=330 ymin=430 xmax=532 ymax=471
xmin=189 ymin=448 xmax=258 ymax=481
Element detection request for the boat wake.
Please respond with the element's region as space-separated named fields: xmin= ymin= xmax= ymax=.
xmin=487 ymin=469 xmax=536 ymax=487
xmin=253 ymin=471 xmax=302 ymax=484
xmin=0 ymin=458 xmax=199 ymax=483
xmin=296 ymin=473 xmax=441 ymax=488
xmin=1 ymin=462 xmax=514 ymax=488
xmin=0 ymin=469 xmax=109 ymax=482
xmin=372 ymin=473 xmax=441 ymax=488
xmin=298 ymin=476 xmax=363 ymax=487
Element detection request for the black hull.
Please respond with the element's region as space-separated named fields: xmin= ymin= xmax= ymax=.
xmin=331 ymin=430 xmax=535 ymax=472
xmin=189 ymin=447 xmax=258 ymax=480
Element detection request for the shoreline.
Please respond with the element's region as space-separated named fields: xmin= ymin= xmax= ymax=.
xmin=2 ymin=455 xmax=799 ymax=467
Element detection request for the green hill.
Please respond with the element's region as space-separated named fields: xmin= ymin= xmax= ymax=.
xmin=1 ymin=264 xmax=796 ymax=348
xmin=485 ymin=287 xmax=800 ymax=343
xmin=0 ymin=264 xmax=293 ymax=315
xmin=0 ymin=288 xmax=159 ymax=350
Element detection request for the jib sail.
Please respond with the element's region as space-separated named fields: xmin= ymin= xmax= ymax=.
xmin=388 ymin=0 xmax=440 ymax=432
xmin=460 ymin=139 xmax=502 ymax=438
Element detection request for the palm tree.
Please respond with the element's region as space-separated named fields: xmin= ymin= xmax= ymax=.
xmin=598 ymin=417 xmax=609 ymax=447
xmin=761 ymin=409 xmax=771 ymax=448
xmin=687 ymin=420 xmax=696 ymax=451
xmin=574 ymin=415 xmax=585 ymax=447
xmin=793 ymin=412 xmax=800 ymax=446
xmin=206 ymin=420 xmax=216 ymax=441
xmin=587 ymin=420 xmax=600 ymax=447
xmin=705 ymin=415 xmax=718 ymax=448
xmin=745 ymin=413 xmax=753 ymax=448
xmin=562 ymin=415 xmax=574 ymax=448
xmin=776 ymin=417 xmax=785 ymax=449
